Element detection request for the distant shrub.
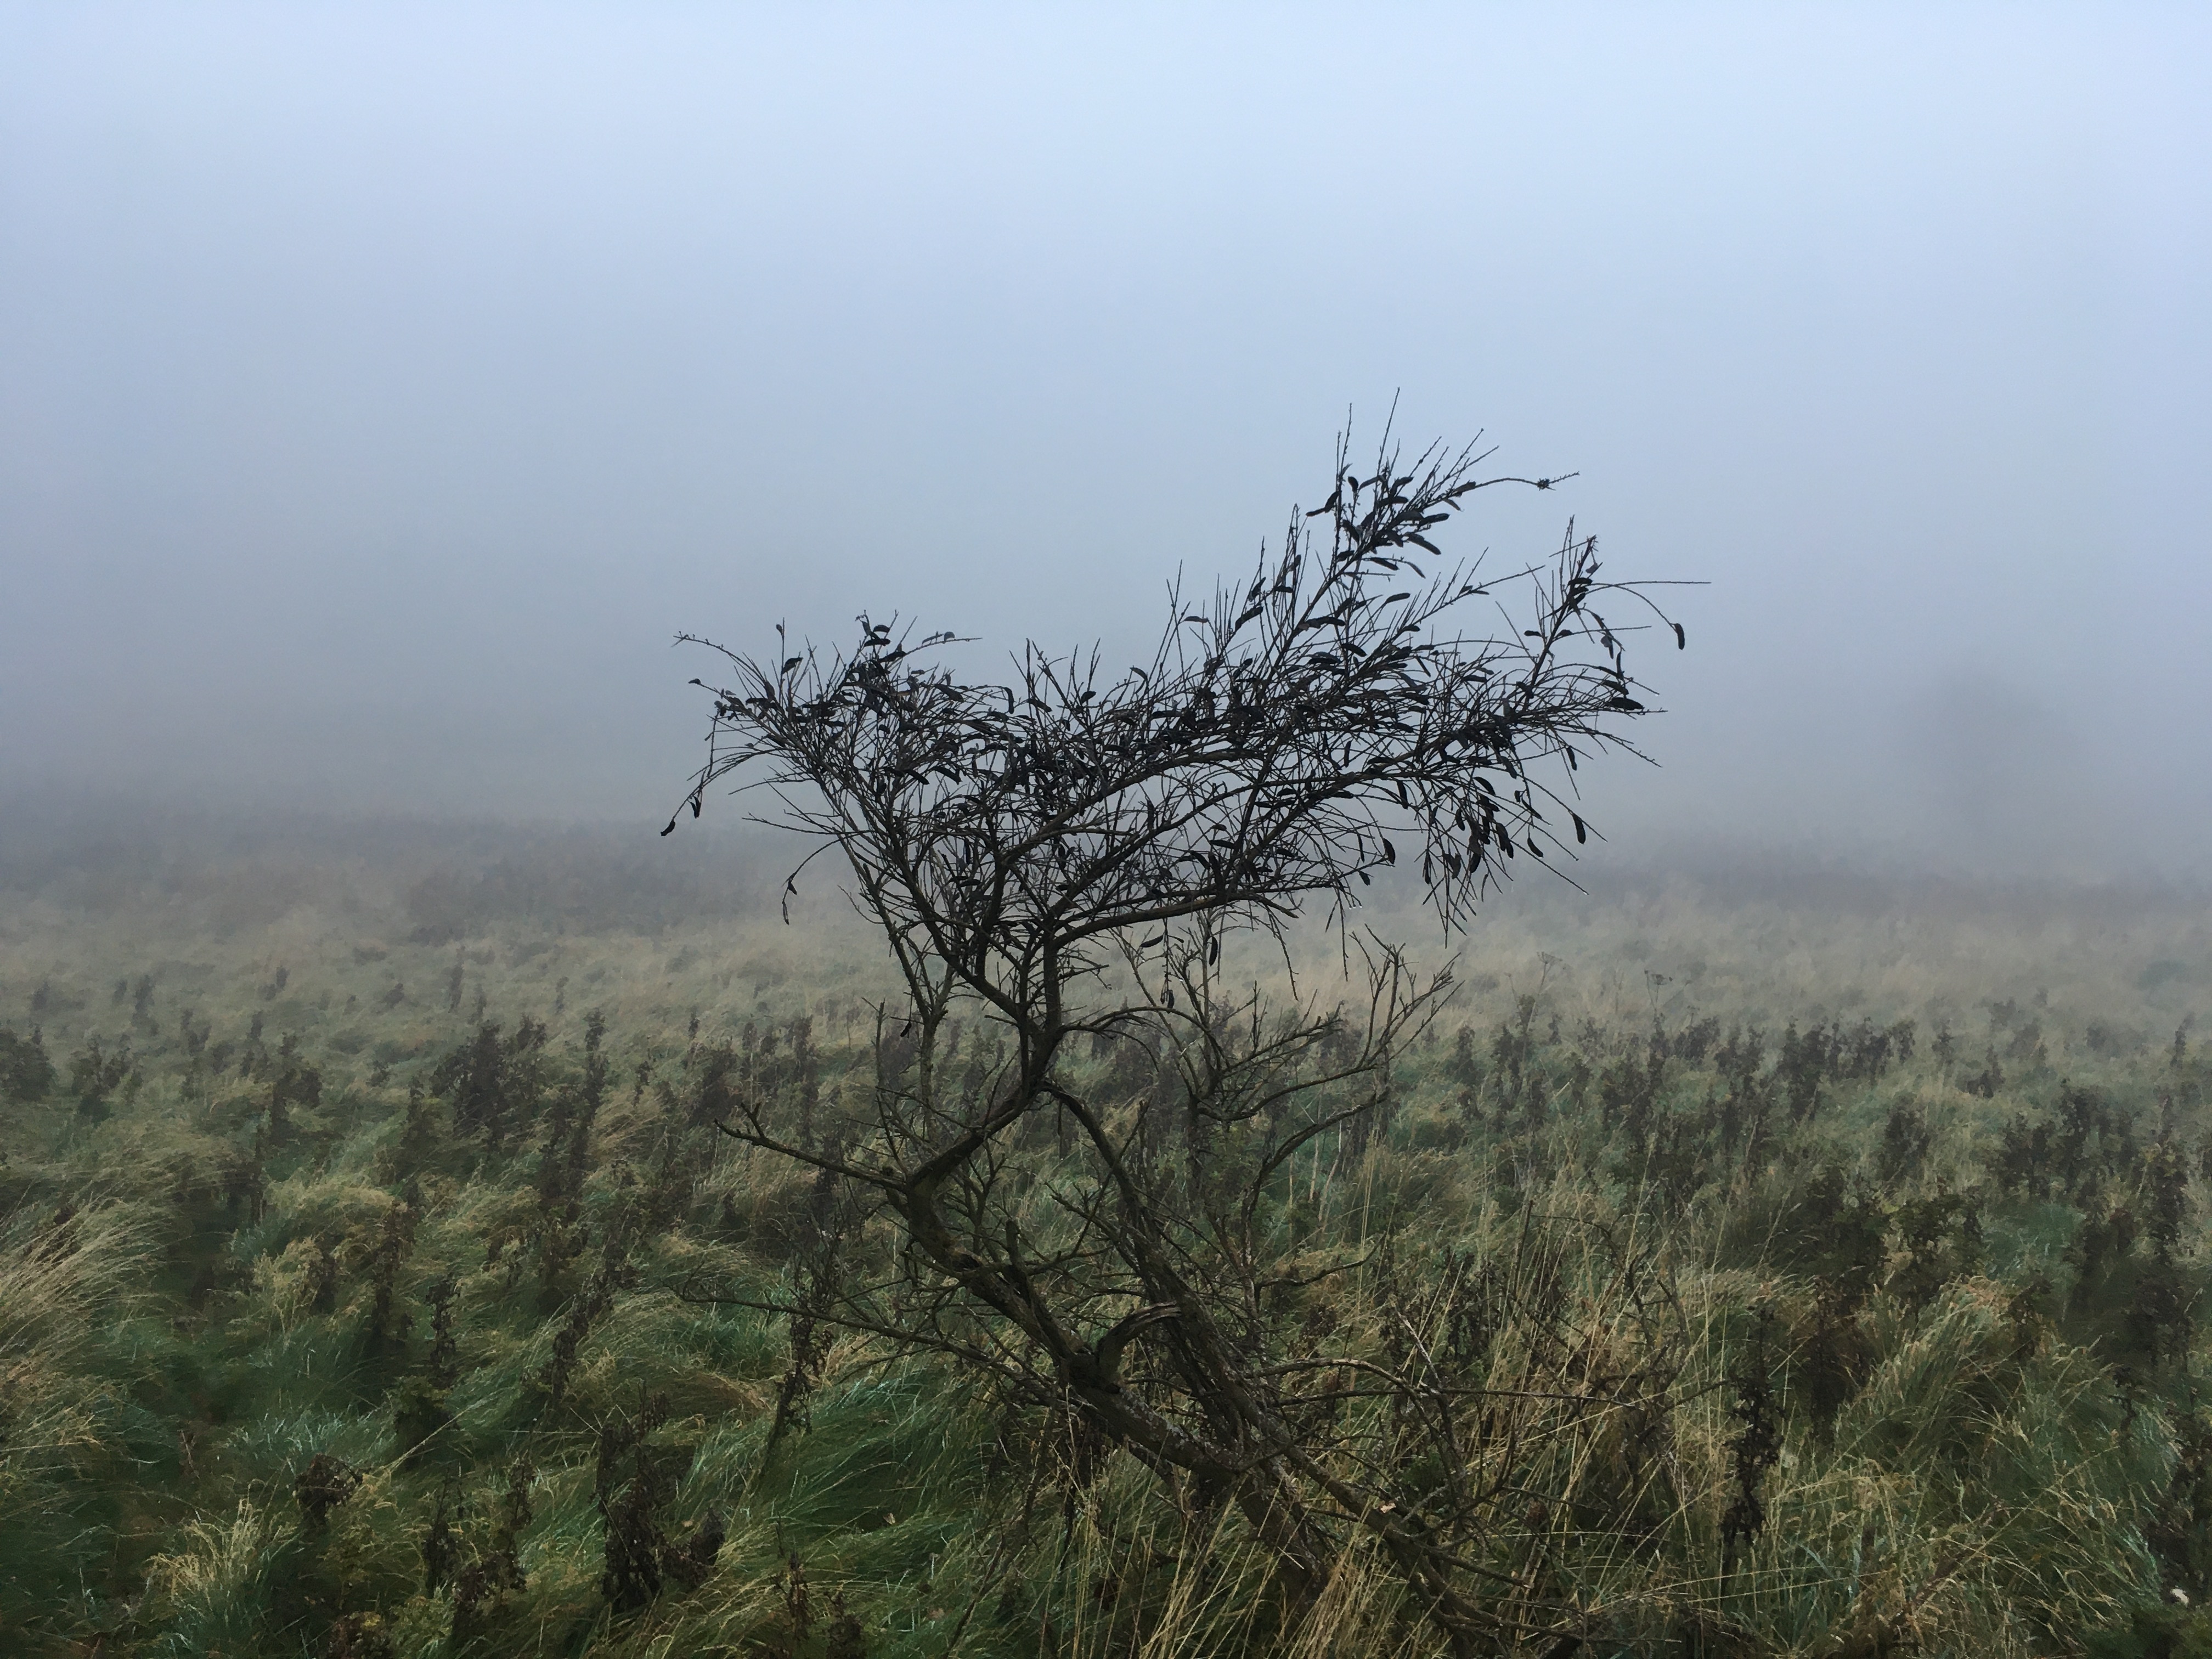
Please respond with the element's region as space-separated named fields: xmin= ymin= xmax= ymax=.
xmin=66 ymin=1035 xmax=132 ymax=1116
xmin=0 ymin=1024 xmax=55 ymax=1101
xmin=1877 ymin=1096 xmax=1933 ymax=1188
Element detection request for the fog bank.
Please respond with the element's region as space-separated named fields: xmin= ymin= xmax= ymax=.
xmin=4 ymin=5 xmax=2207 ymax=875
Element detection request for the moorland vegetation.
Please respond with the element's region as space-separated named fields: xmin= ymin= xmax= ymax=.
xmin=0 ymin=842 xmax=2208 ymax=1658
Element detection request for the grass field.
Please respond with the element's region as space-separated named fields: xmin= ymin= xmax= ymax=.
xmin=2 ymin=827 xmax=2209 ymax=1657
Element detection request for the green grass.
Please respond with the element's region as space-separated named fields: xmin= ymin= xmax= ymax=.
xmin=1 ymin=863 xmax=2209 ymax=1656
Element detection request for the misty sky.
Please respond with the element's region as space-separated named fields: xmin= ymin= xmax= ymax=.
xmin=3 ymin=4 xmax=2208 ymax=877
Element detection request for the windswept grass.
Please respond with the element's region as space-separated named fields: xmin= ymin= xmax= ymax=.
xmin=0 ymin=857 xmax=2207 ymax=1656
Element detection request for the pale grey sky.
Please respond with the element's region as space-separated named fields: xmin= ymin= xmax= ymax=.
xmin=3 ymin=4 xmax=2207 ymax=876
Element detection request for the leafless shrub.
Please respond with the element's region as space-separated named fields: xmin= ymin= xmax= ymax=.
xmin=670 ymin=429 xmax=1680 ymax=1652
